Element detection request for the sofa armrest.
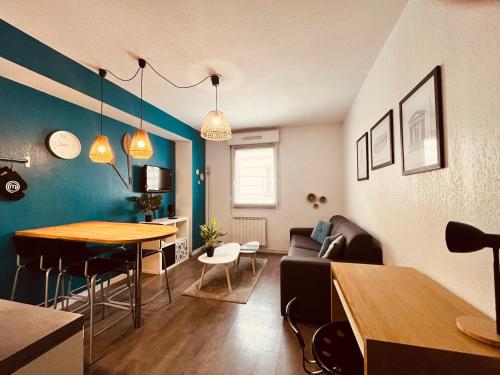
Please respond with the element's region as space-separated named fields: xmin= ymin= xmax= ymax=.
xmin=289 ymin=227 xmax=313 ymax=240
xmin=280 ymin=256 xmax=331 ymax=324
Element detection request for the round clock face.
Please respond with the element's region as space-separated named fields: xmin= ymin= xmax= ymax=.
xmin=47 ymin=131 xmax=82 ymax=159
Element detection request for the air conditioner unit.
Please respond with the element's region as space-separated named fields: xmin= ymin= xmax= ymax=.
xmin=228 ymin=129 xmax=279 ymax=146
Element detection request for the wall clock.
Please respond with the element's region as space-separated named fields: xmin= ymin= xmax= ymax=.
xmin=46 ymin=131 xmax=82 ymax=159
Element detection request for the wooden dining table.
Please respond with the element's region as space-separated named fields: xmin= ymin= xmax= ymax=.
xmin=15 ymin=221 xmax=177 ymax=328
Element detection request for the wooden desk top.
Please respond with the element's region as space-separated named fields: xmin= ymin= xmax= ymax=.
xmin=15 ymin=221 xmax=177 ymax=244
xmin=0 ymin=299 xmax=84 ymax=374
xmin=331 ymin=263 xmax=500 ymax=360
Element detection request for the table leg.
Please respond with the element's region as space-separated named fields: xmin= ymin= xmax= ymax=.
xmin=134 ymin=242 xmax=142 ymax=328
xmin=236 ymin=255 xmax=240 ymax=269
xmin=252 ymin=253 xmax=256 ymax=276
xmin=199 ymin=264 xmax=206 ymax=290
xmin=224 ymin=265 xmax=232 ymax=293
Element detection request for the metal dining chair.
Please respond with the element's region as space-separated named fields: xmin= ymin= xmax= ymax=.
xmin=52 ymin=240 xmax=134 ymax=364
xmin=109 ymin=244 xmax=172 ymax=305
xmin=10 ymin=236 xmax=60 ymax=307
xmin=286 ymin=297 xmax=362 ymax=374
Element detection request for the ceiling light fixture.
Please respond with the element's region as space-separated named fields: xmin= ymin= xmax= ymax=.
xmin=89 ymin=69 xmax=114 ymax=163
xmin=128 ymin=59 xmax=154 ymax=159
xmin=201 ymin=75 xmax=232 ymax=141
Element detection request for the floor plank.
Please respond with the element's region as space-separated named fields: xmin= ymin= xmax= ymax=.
xmin=85 ymin=254 xmax=319 ymax=375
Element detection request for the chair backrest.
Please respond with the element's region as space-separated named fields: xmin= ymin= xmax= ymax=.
xmin=12 ymin=236 xmax=60 ymax=258
xmin=286 ymin=297 xmax=306 ymax=350
xmin=58 ymin=240 xmax=88 ymax=262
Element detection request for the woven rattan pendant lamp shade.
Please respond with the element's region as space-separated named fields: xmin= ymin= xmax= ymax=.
xmin=201 ymin=110 xmax=231 ymax=141
xmin=129 ymin=128 xmax=154 ymax=159
xmin=89 ymin=69 xmax=115 ymax=163
xmin=200 ymin=75 xmax=231 ymax=141
xmin=128 ymin=59 xmax=154 ymax=159
xmin=89 ymin=135 xmax=114 ymax=163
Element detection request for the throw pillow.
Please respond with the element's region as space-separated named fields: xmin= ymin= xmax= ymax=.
xmin=318 ymin=234 xmax=342 ymax=258
xmin=310 ymin=220 xmax=333 ymax=244
xmin=322 ymin=234 xmax=345 ymax=260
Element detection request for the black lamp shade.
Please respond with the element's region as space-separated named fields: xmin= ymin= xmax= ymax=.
xmin=445 ymin=221 xmax=487 ymax=253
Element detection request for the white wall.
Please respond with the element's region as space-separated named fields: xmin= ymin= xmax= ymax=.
xmin=206 ymin=124 xmax=344 ymax=251
xmin=341 ymin=0 xmax=500 ymax=318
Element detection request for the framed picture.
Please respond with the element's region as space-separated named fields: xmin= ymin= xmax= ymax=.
xmin=356 ymin=132 xmax=368 ymax=181
xmin=399 ymin=66 xmax=444 ymax=175
xmin=370 ymin=110 xmax=394 ymax=170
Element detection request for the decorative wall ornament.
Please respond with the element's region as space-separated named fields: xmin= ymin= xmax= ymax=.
xmin=46 ymin=130 xmax=81 ymax=159
xmin=306 ymin=193 xmax=327 ymax=209
xmin=307 ymin=193 xmax=317 ymax=203
xmin=399 ymin=66 xmax=444 ymax=175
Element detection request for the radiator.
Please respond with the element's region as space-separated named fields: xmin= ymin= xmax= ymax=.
xmin=231 ymin=217 xmax=267 ymax=246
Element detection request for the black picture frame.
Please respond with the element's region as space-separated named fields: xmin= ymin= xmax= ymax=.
xmin=370 ymin=110 xmax=394 ymax=170
xmin=356 ymin=132 xmax=369 ymax=181
xmin=399 ymin=66 xmax=444 ymax=175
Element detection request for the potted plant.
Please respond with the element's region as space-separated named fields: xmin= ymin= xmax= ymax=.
xmin=131 ymin=193 xmax=163 ymax=222
xmin=200 ymin=218 xmax=227 ymax=257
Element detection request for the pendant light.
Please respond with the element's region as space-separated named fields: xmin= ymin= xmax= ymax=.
xmin=89 ymin=69 xmax=114 ymax=163
xmin=128 ymin=59 xmax=154 ymax=159
xmin=201 ymin=75 xmax=232 ymax=141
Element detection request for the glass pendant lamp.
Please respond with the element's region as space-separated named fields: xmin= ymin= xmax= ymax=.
xmin=201 ymin=75 xmax=231 ymax=141
xmin=129 ymin=59 xmax=154 ymax=159
xmin=89 ymin=69 xmax=114 ymax=163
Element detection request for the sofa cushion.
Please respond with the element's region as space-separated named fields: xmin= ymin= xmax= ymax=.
xmin=289 ymin=246 xmax=323 ymax=258
xmin=291 ymin=235 xmax=321 ymax=251
xmin=322 ymin=234 xmax=345 ymax=260
xmin=318 ymin=234 xmax=342 ymax=258
xmin=310 ymin=220 xmax=333 ymax=244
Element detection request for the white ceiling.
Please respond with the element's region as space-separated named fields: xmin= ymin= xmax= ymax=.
xmin=0 ymin=0 xmax=408 ymax=130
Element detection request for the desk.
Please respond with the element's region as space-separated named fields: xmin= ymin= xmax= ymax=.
xmin=331 ymin=263 xmax=500 ymax=374
xmin=16 ymin=221 xmax=177 ymax=328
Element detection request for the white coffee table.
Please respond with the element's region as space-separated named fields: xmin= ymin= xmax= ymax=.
xmin=237 ymin=241 xmax=260 ymax=276
xmin=198 ymin=242 xmax=240 ymax=293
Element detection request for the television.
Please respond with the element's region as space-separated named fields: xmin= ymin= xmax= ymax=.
xmin=144 ymin=165 xmax=173 ymax=193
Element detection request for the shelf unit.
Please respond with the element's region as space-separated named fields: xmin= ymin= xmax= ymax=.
xmin=139 ymin=216 xmax=191 ymax=274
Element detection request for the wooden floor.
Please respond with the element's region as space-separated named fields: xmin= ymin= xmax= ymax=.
xmin=86 ymin=254 xmax=319 ymax=375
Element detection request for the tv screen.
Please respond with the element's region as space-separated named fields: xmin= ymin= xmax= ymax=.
xmin=144 ymin=165 xmax=172 ymax=193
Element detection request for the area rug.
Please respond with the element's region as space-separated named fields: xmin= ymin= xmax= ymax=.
xmin=182 ymin=257 xmax=268 ymax=304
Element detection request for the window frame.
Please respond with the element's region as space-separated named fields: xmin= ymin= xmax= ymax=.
xmin=230 ymin=143 xmax=280 ymax=209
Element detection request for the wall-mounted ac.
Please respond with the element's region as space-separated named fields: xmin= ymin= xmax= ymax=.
xmin=228 ymin=129 xmax=279 ymax=146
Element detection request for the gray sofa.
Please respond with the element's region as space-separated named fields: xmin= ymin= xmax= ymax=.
xmin=280 ymin=215 xmax=382 ymax=324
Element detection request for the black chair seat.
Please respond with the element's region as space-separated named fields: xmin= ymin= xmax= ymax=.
xmin=312 ymin=321 xmax=363 ymax=375
xmin=23 ymin=256 xmax=60 ymax=271
xmin=66 ymin=258 xmax=129 ymax=277
xmin=110 ymin=249 xmax=159 ymax=264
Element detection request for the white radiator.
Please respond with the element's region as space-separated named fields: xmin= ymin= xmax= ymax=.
xmin=231 ymin=217 xmax=267 ymax=246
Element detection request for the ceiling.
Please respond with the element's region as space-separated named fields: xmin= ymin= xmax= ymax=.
xmin=0 ymin=0 xmax=408 ymax=130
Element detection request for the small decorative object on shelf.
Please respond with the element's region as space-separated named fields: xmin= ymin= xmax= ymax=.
xmin=445 ymin=221 xmax=500 ymax=347
xmin=200 ymin=218 xmax=227 ymax=257
xmin=131 ymin=193 xmax=163 ymax=222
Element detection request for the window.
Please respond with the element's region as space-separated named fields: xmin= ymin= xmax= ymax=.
xmin=231 ymin=144 xmax=278 ymax=207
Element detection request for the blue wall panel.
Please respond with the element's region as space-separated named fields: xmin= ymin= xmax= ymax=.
xmin=0 ymin=20 xmax=206 ymax=304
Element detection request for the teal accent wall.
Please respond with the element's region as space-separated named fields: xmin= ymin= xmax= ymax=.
xmin=0 ymin=20 xmax=206 ymax=304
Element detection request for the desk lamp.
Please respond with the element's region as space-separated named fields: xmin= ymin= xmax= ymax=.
xmin=445 ymin=221 xmax=500 ymax=347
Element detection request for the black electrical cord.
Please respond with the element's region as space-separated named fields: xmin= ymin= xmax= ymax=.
xmin=105 ymin=67 xmax=141 ymax=82
xmin=140 ymin=67 xmax=143 ymax=129
xmin=100 ymin=74 xmax=104 ymax=134
xmin=146 ymin=61 xmax=216 ymax=89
